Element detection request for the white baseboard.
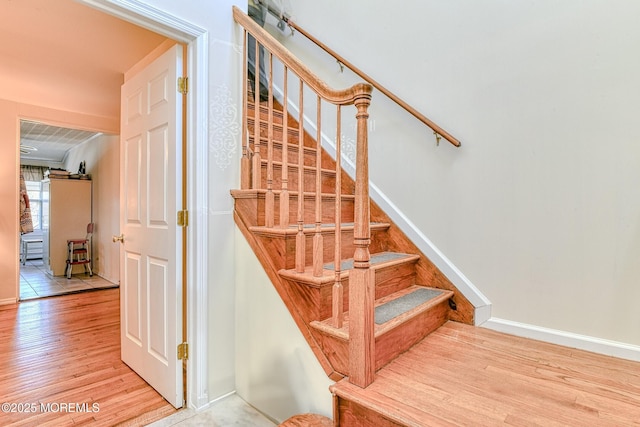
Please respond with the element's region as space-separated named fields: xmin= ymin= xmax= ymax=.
xmin=0 ymin=297 xmax=17 ymax=306
xmin=96 ymin=273 xmax=119 ymax=286
xmin=189 ymin=390 xmax=235 ymax=412
xmin=473 ymin=304 xmax=492 ymax=326
xmin=482 ymin=317 xmax=640 ymax=363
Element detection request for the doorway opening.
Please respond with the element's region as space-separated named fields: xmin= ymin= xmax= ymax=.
xmin=8 ymin=0 xmax=209 ymax=412
xmin=19 ymin=120 xmax=119 ymax=300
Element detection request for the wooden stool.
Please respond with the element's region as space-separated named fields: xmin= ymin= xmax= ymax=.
xmin=279 ymin=413 xmax=333 ymax=427
xmin=65 ymin=223 xmax=94 ymax=279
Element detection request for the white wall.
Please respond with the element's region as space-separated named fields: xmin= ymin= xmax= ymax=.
xmin=279 ymin=0 xmax=640 ymax=347
xmin=64 ymin=134 xmax=120 ymax=283
xmin=234 ymin=233 xmax=333 ymax=423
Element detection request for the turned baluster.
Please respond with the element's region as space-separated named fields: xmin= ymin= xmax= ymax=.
xmin=265 ymin=53 xmax=275 ymax=227
xmin=295 ymin=81 xmax=305 ymax=272
xmin=251 ymin=39 xmax=262 ymax=190
xmin=241 ymin=30 xmax=251 ymax=189
xmin=332 ymin=105 xmax=344 ymax=328
xmin=312 ymin=96 xmax=324 ymax=277
xmin=279 ymin=67 xmax=290 ymax=228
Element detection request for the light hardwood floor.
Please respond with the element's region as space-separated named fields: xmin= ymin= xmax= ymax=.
xmin=0 ymin=288 xmax=176 ymax=426
xmin=331 ymin=321 xmax=640 ymax=426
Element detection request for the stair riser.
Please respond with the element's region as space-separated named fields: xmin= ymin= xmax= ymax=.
xmin=284 ymin=277 xmax=349 ymax=325
xmin=247 ymin=120 xmax=297 ymax=142
xmin=312 ymin=298 xmax=450 ymax=376
xmin=375 ymin=298 xmax=449 ymax=369
xmin=284 ymin=259 xmax=417 ymax=324
xmin=249 ymin=136 xmax=320 ymax=168
xmin=275 ymin=195 xmax=354 ymax=226
xmin=247 ymin=105 xmax=316 ymax=139
xmin=260 ymin=163 xmax=336 ymax=194
xmin=248 ymin=135 xmax=338 ymax=172
xmin=235 ymin=194 xmax=356 ymax=227
xmin=335 ymin=398 xmax=402 ymax=427
xmin=374 ymin=262 xmax=419 ymax=301
xmin=278 ymin=229 xmax=389 ymax=274
xmin=247 ymin=104 xmax=285 ymax=125
xmin=247 ymin=113 xmax=315 ymax=150
xmin=254 ymin=227 xmax=388 ymax=272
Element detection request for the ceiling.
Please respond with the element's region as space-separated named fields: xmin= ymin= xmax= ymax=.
xmin=20 ymin=120 xmax=102 ymax=164
xmin=0 ymin=0 xmax=170 ymax=165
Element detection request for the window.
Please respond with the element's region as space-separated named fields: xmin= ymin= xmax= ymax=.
xmin=21 ymin=165 xmax=47 ymax=230
xmin=25 ymin=180 xmax=46 ymax=230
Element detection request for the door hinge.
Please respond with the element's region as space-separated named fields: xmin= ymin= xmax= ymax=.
xmin=177 ymin=342 xmax=189 ymax=360
xmin=177 ymin=77 xmax=188 ymax=95
xmin=177 ymin=210 xmax=189 ymax=227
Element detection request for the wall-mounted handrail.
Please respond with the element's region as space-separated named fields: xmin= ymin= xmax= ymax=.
xmin=233 ymin=7 xmax=372 ymax=107
xmin=282 ymin=16 xmax=461 ymax=147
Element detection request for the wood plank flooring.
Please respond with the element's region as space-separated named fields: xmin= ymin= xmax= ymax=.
xmin=0 ymin=289 xmax=176 ymax=426
xmin=331 ymin=321 xmax=640 ymax=426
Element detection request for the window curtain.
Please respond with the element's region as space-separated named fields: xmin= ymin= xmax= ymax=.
xmin=19 ymin=171 xmax=34 ymax=234
xmin=21 ymin=165 xmax=46 ymax=182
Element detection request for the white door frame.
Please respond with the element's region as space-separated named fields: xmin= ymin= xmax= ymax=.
xmin=79 ymin=0 xmax=210 ymax=410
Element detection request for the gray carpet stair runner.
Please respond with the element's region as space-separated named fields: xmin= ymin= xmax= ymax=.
xmin=323 ymin=251 xmax=408 ymax=271
xmin=325 ymin=252 xmax=444 ymax=325
xmin=374 ymin=287 xmax=443 ymax=324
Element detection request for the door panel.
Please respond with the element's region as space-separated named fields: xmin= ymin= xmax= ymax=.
xmin=119 ymin=44 xmax=183 ymax=408
xmin=125 ymin=136 xmax=142 ymax=224
xmin=124 ymin=253 xmax=142 ymax=345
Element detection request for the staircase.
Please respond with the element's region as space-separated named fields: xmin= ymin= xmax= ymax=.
xmin=232 ymin=6 xmax=473 ymax=425
xmin=233 ymin=99 xmax=474 ymax=422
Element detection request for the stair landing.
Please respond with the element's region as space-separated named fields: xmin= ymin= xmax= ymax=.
xmin=331 ymin=321 xmax=640 ymax=426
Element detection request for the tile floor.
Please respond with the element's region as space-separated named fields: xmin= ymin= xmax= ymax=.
xmin=20 ymin=259 xmax=118 ymax=300
xmin=148 ymin=394 xmax=277 ymax=427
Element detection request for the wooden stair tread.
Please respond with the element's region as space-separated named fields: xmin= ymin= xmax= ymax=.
xmin=249 ymin=222 xmax=390 ymax=237
xmin=231 ymin=188 xmax=355 ymax=200
xmin=310 ymin=285 xmax=454 ymax=339
xmin=324 ymin=251 xmax=417 ymax=272
xmin=278 ymin=251 xmax=420 ymax=287
xmin=330 ymin=377 xmax=428 ymax=427
xmin=278 ymin=413 xmax=333 ymax=427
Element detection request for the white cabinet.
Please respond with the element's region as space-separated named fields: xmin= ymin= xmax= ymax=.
xmin=42 ymin=179 xmax=92 ymax=276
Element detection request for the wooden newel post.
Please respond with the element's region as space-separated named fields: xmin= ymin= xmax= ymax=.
xmin=349 ymin=90 xmax=375 ymax=388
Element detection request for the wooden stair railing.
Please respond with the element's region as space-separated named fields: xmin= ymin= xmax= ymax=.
xmin=260 ymin=6 xmax=461 ymax=147
xmin=234 ymin=6 xmax=376 ymax=387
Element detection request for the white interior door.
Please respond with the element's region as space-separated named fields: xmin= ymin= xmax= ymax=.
xmin=118 ymin=44 xmax=184 ymax=408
